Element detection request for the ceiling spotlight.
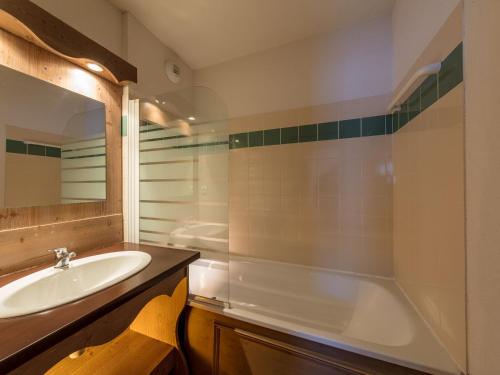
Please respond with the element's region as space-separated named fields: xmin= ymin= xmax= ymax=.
xmin=86 ymin=62 xmax=103 ymax=72
xmin=188 ymin=116 xmax=196 ymax=121
xmin=154 ymin=99 xmax=160 ymax=104
xmin=162 ymin=101 xmax=166 ymax=105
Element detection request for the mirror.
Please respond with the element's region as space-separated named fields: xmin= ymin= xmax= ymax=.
xmin=0 ymin=65 xmax=106 ymax=208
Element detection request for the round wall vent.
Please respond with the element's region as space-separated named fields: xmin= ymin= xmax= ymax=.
xmin=165 ymin=61 xmax=181 ymax=84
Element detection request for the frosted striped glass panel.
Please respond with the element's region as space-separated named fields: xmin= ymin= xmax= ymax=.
xmin=60 ymin=136 xmax=106 ymax=202
xmin=139 ymin=118 xmax=229 ymax=302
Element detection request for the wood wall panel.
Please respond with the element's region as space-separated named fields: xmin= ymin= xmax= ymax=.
xmin=0 ymin=28 xmax=123 ymax=275
xmin=0 ymin=215 xmax=123 ymax=275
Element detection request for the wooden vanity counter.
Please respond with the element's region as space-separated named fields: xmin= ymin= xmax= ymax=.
xmin=0 ymin=242 xmax=199 ymax=374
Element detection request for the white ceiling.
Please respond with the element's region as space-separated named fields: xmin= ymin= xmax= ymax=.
xmin=110 ymin=0 xmax=395 ymax=69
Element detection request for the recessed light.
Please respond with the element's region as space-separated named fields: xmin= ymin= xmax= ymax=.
xmin=188 ymin=116 xmax=196 ymax=121
xmin=154 ymin=99 xmax=160 ymax=104
xmin=86 ymin=62 xmax=103 ymax=72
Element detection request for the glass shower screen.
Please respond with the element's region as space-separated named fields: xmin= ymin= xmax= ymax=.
xmin=138 ymin=87 xmax=229 ymax=304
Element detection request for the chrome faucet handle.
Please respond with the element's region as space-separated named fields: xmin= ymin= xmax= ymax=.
xmin=49 ymin=248 xmax=76 ymax=269
xmin=49 ymin=247 xmax=69 ymax=259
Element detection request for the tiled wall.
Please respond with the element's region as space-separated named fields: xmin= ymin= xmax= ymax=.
xmin=229 ymin=94 xmax=394 ymax=277
xmin=393 ymin=34 xmax=466 ymax=373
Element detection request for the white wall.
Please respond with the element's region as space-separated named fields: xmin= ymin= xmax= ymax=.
xmin=32 ymin=0 xmax=123 ymax=57
xmin=122 ymin=13 xmax=193 ymax=98
xmin=392 ymin=0 xmax=460 ymax=89
xmin=464 ymin=1 xmax=500 ymax=374
xmin=194 ymin=15 xmax=393 ymax=119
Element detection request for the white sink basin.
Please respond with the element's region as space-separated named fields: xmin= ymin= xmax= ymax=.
xmin=0 ymin=251 xmax=151 ymax=318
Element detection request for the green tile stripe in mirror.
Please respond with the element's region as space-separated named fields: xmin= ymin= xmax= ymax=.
xmin=6 ymin=139 xmax=27 ymax=154
xmin=6 ymin=139 xmax=61 ymax=158
xmin=28 ymin=143 xmax=45 ymax=156
xmin=46 ymin=146 xmax=62 ymax=158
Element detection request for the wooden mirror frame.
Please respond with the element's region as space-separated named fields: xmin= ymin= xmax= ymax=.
xmin=0 ymin=0 xmax=137 ymax=85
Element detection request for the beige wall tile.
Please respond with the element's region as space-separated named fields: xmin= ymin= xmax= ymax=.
xmin=393 ymin=84 xmax=466 ymax=369
xmin=227 ymin=94 xmax=391 ymax=133
xmin=229 ymin=119 xmax=393 ymax=277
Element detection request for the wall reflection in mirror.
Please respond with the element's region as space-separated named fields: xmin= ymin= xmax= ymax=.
xmin=0 ymin=65 xmax=106 ymax=208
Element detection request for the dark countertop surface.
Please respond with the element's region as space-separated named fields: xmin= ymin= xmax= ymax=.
xmin=0 ymin=242 xmax=199 ymax=373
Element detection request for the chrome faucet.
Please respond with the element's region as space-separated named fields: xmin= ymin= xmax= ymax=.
xmin=49 ymin=247 xmax=76 ymax=269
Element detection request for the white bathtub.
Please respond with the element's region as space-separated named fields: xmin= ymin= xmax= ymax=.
xmin=189 ymin=257 xmax=461 ymax=375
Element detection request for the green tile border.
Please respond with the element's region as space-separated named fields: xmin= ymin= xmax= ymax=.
xmin=6 ymin=139 xmax=27 ymax=154
xmin=229 ymin=133 xmax=248 ymax=149
xmin=408 ymin=89 xmax=420 ymax=121
xmin=28 ymin=143 xmax=45 ymax=156
xmin=229 ymin=113 xmax=392 ymax=150
xmin=362 ymin=115 xmax=386 ymax=137
xmin=318 ymin=121 xmax=338 ymax=140
xmin=249 ymin=131 xmax=263 ymax=147
xmin=281 ymin=126 xmax=298 ymax=144
xmin=46 ymin=146 xmax=62 ymax=158
xmin=264 ymin=128 xmax=280 ymax=146
xmin=228 ymin=42 xmax=463 ymax=150
xmin=299 ymin=124 xmax=317 ymax=142
xmin=439 ymin=43 xmax=463 ymax=98
xmin=339 ymin=119 xmax=361 ymax=139
xmin=420 ymin=74 xmax=438 ymax=112
xmin=6 ymin=139 xmax=61 ymax=158
xmin=386 ymin=114 xmax=394 ymax=134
